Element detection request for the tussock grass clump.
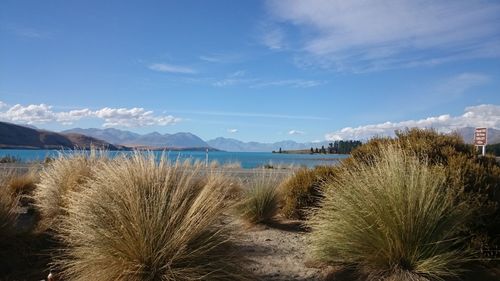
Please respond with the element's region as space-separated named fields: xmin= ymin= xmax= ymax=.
xmin=0 ymin=173 xmax=19 ymax=237
xmin=348 ymin=128 xmax=500 ymax=254
xmin=236 ymin=170 xmax=283 ymax=224
xmin=55 ymin=152 xmax=251 ymax=281
xmin=310 ymin=146 xmax=475 ymax=281
xmin=6 ymin=169 xmax=39 ymax=208
xmin=34 ymin=151 xmax=105 ymax=231
xmin=280 ymin=166 xmax=336 ymax=220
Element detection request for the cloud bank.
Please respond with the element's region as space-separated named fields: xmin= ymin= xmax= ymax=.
xmin=0 ymin=101 xmax=181 ymax=128
xmin=266 ymin=0 xmax=500 ymax=71
xmin=325 ymin=104 xmax=500 ymax=140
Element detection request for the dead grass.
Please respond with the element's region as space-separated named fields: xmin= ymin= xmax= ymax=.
xmin=33 ymin=150 xmax=106 ymax=231
xmin=54 ymin=152 xmax=252 ymax=281
xmin=236 ymin=170 xmax=284 ymax=225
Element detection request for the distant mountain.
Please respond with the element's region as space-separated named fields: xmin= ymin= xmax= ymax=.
xmin=61 ymin=128 xmax=140 ymax=145
xmin=207 ymin=137 xmax=331 ymax=152
xmin=63 ymin=128 xmax=210 ymax=148
xmin=0 ymin=121 xmax=120 ymax=150
xmin=455 ymin=127 xmax=500 ymax=144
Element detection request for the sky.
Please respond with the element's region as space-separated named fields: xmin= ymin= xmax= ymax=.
xmin=1 ymin=0 xmax=499 ymax=143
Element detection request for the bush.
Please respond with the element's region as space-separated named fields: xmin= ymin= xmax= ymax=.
xmin=280 ymin=166 xmax=336 ymax=220
xmin=348 ymin=128 xmax=500 ymax=254
xmin=6 ymin=169 xmax=39 ymax=208
xmin=310 ymin=145 xmax=475 ymax=280
xmin=55 ymin=153 xmax=251 ymax=281
xmin=0 ymin=172 xmax=19 ymax=237
xmin=236 ymin=170 xmax=283 ymax=224
xmin=33 ymin=151 xmax=105 ymax=231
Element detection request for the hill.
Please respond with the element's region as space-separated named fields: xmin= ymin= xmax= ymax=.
xmin=63 ymin=128 xmax=209 ymax=148
xmin=0 ymin=121 xmax=120 ymax=150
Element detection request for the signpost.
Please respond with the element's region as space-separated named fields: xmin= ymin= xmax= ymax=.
xmin=474 ymin=127 xmax=487 ymax=156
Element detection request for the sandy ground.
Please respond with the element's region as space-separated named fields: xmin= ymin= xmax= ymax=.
xmin=236 ymin=219 xmax=325 ymax=281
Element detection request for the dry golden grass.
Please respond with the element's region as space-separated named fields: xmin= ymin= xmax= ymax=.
xmin=0 ymin=170 xmax=19 ymax=238
xmin=33 ymin=150 xmax=106 ymax=231
xmin=5 ymin=169 xmax=39 ymax=209
xmin=236 ymin=170 xmax=284 ymax=224
xmin=310 ymin=145 xmax=476 ymax=281
xmin=54 ymin=152 xmax=252 ymax=281
xmin=279 ymin=166 xmax=336 ymax=220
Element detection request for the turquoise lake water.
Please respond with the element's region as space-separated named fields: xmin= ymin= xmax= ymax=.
xmin=0 ymin=149 xmax=349 ymax=169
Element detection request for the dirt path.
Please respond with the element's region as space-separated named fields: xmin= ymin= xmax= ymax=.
xmin=236 ymin=220 xmax=324 ymax=281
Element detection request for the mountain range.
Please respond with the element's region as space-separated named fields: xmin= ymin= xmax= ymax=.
xmin=0 ymin=121 xmax=121 ymax=150
xmin=2 ymin=122 xmax=499 ymax=152
xmin=62 ymin=128 xmax=209 ymax=148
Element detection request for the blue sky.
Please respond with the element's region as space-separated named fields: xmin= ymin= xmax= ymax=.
xmin=1 ymin=0 xmax=499 ymax=142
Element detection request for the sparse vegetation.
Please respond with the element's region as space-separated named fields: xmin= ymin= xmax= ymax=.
xmin=54 ymin=152 xmax=251 ymax=281
xmin=236 ymin=170 xmax=283 ymax=224
xmin=280 ymin=166 xmax=336 ymax=219
xmin=310 ymin=145 xmax=475 ymax=281
xmin=0 ymin=155 xmax=20 ymax=163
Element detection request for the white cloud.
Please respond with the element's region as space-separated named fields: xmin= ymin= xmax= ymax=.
xmin=2 ymin=104 xmax=58 ymax=124
xmin=148 ymin=63 xmax=196 ymax=74
xmin=261 ymin=24 xmax=286 ymax=50
xmin=93 ymin=107 xmax=180 ymax=128
xmin=252 ymin=79 xmax=324 ymax=88
xmin=199 ymin=55 xmax=222 ymax=63
xmin=267 ymin=0 xmax=500 ymax=71
xmin=437 ymin=73 xmax=490 ymax=97
xmin=212 ymin=71 xmax=323 ymax=88
xmin=2 ymin=24 xmax=49 ymax=38
xmin=227 ymin=128 xmax=238 ymax=133
xmin=288 ymin=130 xmax=305 ymax=135
xmin=0 ymin=101 xmax=181 ymax=128
xmin=0 ymin=101 xmax=7 ymax=109
xmin=325 ymin=104 xmax=500 ymax=140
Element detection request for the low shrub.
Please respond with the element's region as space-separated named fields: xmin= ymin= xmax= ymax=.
xmin=6 ymin=170 xmax=39 ymax=208
xmin=348 ymin=128 xmax=500 ymax=254
xmin=236 ymin=170 xmax=283 ymax=224
xmin=55 ymin=153 xmax=251 ymax=281
xmin=310 ymin=145 xmax=475 ymax=280
xmin=280 ymin=166 xmax=336 ymax=220
xmin=0 ymin=173 xmax=19 ymax=237
xmin=33 ymin=151 xmax=105 ymax=231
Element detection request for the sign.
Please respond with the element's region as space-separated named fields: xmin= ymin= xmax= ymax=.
xmin=474 ymin=127 xmax=487 ymax=146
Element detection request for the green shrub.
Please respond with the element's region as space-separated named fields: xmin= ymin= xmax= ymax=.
xmin=310 ymin=145 xmax=475 ymax=280
xmin=348 ymin=128 xmax=500 ymax=253
xmin=280 ymin=166 xmax=336 ymax=220
xmin=55 ymin=153 xmax=251 ymax=281
xmin=236 ymin=170 xmax=283 ymax=224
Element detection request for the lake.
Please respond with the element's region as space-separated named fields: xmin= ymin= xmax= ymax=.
xmin=0 ymin=149 xmax=348 ymax=169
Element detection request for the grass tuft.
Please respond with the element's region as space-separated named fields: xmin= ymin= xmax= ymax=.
xmin=236 ymin=170 xmax=283 ymax=224
xmin=55 ymin=152 xmax=252 ymax=281
xmin=33 ymin=150 xmax=105 ymax=231
xmin=280 ymin=166 xmax=336 ymax=220
xmin=310 ymin=145 xmax=475 ymax=280
xmin=0 ymin=171 xmax=20 ymax=237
